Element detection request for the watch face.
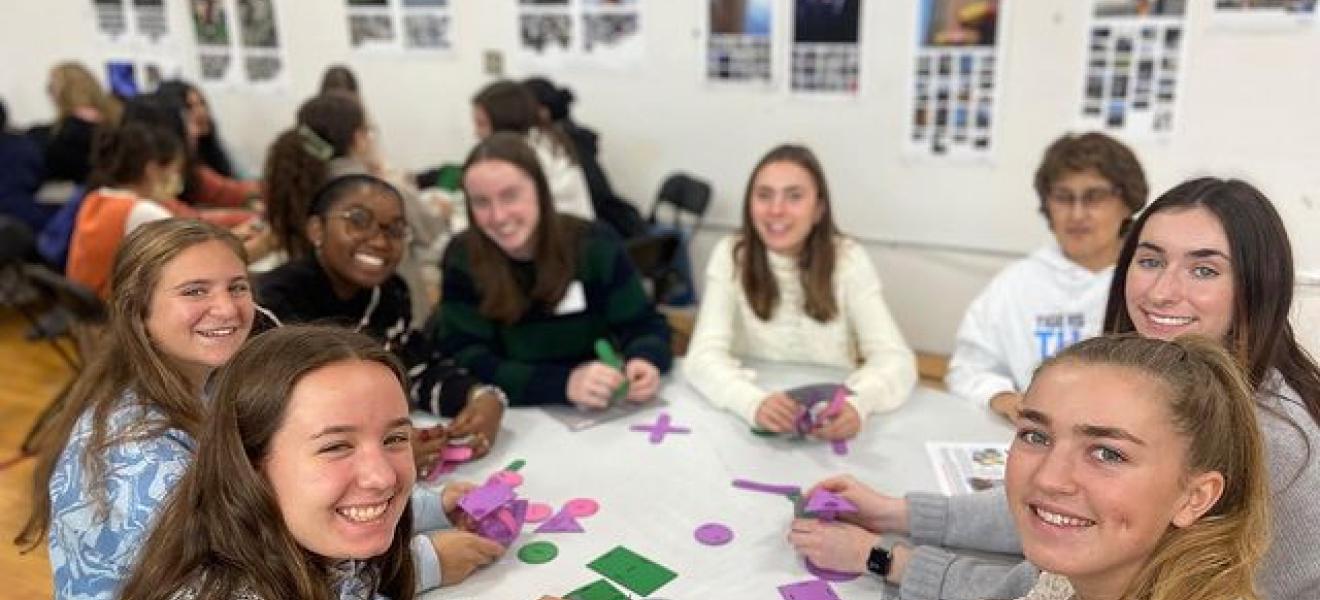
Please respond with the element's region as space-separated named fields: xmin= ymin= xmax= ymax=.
xmin=867 ymin=546 xmax=893 ymax=578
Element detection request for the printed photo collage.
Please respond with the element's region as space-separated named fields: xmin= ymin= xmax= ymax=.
xmin=519 ymin=0 xmax=640 ymax=58
xmin=189 ymin=0 xmax=287 ymax=88
xmin=907 ymin=0 xmax=1001 ymax=158
xmin=708 ymin=0 xmax=772 ymax=82
xmin=346 ymin=0 xmax=451 ymax=53
xmin=1080 ymin=1 xmax=1186 ymax=138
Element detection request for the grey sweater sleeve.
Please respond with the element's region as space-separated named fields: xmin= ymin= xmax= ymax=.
xmin=898 ymin=489 xmax=1033 ymax=600
xmin=907 ymin=488 xmax=1022 ymax=553
xmin=899 ymin=545 xmax=1040 ymax=600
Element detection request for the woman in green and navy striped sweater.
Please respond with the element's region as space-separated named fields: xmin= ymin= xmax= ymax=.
xmin=434 ymin=132 xmax=671 ymax=408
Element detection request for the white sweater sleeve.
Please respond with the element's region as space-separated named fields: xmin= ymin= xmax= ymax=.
xmin=945 ymin=281 xmax=1019 ymax=409
xmin=840 ymin=244 xmax=917 ymax=417
xmin=683 ymin=239 xmax=770 ymax=426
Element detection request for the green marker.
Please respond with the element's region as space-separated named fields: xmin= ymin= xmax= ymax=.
xmin=593 ymin=338 xmax=629 ymax=403
xmin=505 ymin=458 xmax=526 ymax=472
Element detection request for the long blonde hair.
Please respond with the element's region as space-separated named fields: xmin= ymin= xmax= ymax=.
xmin=1038 ymin=334 xmax=1270 ymax=600
xmin=48 ymin=61 xmax=123 ymax=125
xmin=16 ymin=219 xmax=247 ymax=550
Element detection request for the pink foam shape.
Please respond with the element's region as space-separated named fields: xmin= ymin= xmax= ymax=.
xmin=564 ymin=497 xmax=599 ymax=517
xmin=524 ymin=502 xmax=554 ymax=523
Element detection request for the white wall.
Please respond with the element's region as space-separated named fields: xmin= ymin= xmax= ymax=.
xmin=5 ymin=1 xmax=1320 ymax=355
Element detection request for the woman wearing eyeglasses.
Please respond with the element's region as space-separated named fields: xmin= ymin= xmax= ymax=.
xmin=257 ymin=173 xmax=505 ymax=478
xmin=945 ymin=132 xmax=1148 ymax=420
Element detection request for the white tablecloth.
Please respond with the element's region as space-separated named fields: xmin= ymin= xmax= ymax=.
xmin=420 ymin=360 xmax=1014 ymax=599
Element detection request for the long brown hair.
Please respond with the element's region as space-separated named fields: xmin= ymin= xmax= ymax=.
xmin=460 ymin=132 xmax=579 ymax=324
xmin=1035 ymin=334 xmax=1269 ymax=600
xmin=48 ymin=61 xmax=123 ymax=126
xmin=264 ymin=92 xmax=367 ymax=260
xmin=736 ymin=144 xmax=840 ymax=322
xmin=16 ymin=220 xmax=248 ymax=550
xmin=1104 ymin=177 xmax=1320 ymax=427
xmin=118 ymin=325 xmax=416 ymax=600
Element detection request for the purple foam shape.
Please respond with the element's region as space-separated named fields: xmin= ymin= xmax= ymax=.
xmin=732 ymin=478 xmax=802 ymax=496
xmin=831 ymin=440 xmax=849 ymax=455
xmin=778 ymin=578 xmax=843 ymax=600
xmin=694 ymin=522 xmax=733 ymax=545
xmin=805 ymin=558 xmax=861 ymax=582
xmin=458 ymin=480 xmax=515 ymax=521
xmin=629 ymin=412 xmax=691 ymax=444
xmin=477 ymin=499 xmax=528 ymax=546
xmin=804 ymin=489 xmax=858 ymax=520
xmin=534 ymin=507 xmax=585 ymax=533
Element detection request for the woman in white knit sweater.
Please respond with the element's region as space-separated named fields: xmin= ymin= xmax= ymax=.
xmin=684 ymin=144 xmax=916 ymax=440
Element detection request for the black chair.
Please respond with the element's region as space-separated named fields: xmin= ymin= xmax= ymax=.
xmin=648 ymin=172 xmax=712 ymax=239
xmin=1 ymin=231 xmax=106 ymax=455
xmin=625 ymin=232 xmax=683 ymax=304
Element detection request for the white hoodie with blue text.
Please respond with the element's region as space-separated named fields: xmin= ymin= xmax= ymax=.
xmin=945 ymin=242 xmax=1113 ymax=408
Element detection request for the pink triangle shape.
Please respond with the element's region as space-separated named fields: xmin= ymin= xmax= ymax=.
xmin=534 ymin=507 xmax=585 ymax=533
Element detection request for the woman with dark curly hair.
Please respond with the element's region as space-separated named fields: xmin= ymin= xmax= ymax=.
xmin=946 ymin=131 xmax=1149 ymax=420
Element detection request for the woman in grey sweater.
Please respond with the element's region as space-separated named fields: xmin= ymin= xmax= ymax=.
xmin=790 ymin=178 xmax=1320 ymax=600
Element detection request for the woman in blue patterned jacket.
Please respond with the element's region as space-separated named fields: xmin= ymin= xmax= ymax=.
xmin=16 ymin=219 xmax=258 ymax=600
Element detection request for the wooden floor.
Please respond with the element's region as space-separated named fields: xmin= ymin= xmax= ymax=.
xmin=0 ymin=307 xmax=72 ymax=600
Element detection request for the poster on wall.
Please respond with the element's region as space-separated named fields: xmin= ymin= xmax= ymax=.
xmin=519 ymin=0 xmax=574 ymax=61
xmin=236 ymin=0 xmax=288 ymax=88
xmin=1212 ymin=0 xmax=1317 ymax=28
xmin=907 ymin=0 xmax=1003 ymax=158
xmin=707 ymin=0 xmax=773 ymax=84
xmin=132 ymin=0 xmax=169 ymax=44
xmin=401 ymin=0 xmax=451 ymax=50
xmin=791 ymin=0 xmax=861 ymax=94
xmin=191 ymin=0 xmax=235 ymax=85
xmin=582 ymin=0 xmax=642 ymax=63
xmin=346 ymin=0 xmax=452 ymax=53
xmin=92 ymin=0 xmax=130 ymax=43
xmin=92 ymin=0 xmax=171 ymax=45
xmin=1078 ymin=0 xmax=1186 ymax=139
xmin=517 ymin=0 xmax=642 ymax=68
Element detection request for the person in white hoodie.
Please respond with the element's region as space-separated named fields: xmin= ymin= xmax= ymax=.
xmin=684 ymin=144 xmax=916 ymax=440
xmin=945 ymin=132 xmax=1148 ymax=419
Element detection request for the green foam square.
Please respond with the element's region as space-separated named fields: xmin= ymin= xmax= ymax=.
xmin=587 ymin=545 xmax=677 ymax=596
xmin=566 ymin=578 xmax=628 ymax=600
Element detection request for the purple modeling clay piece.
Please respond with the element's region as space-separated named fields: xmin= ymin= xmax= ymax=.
xmin=804 ymin=489 xmax=858 ymax=519
xmin=629 ymin=412 xmax=692 ymax=444
xmin=732 ymin=479 xmax=802 ymax=496
xmin=477 ymin=499 xmax=528 ymax=546
xmin=694 ymin=523 xmax=733 ymax=545
xmin=458 ymin=481 xmax=515 ymax=521
xmin=534 ymin=507 xmax=585 ymax=533
xmin=778 ymin=578 xmax=842 ymax=600
xmin=805 ymin=558 xmax=861 ymax=582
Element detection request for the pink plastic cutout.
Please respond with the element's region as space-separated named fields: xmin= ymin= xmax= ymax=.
xmin=565 ymin=497 xmax=600 ymax=517
xmin=524 ymin=502 xmax=554 ymax=523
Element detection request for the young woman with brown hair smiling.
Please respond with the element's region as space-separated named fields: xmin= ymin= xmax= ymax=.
xmin=684 ymin=144 xmax=916 ymax=440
